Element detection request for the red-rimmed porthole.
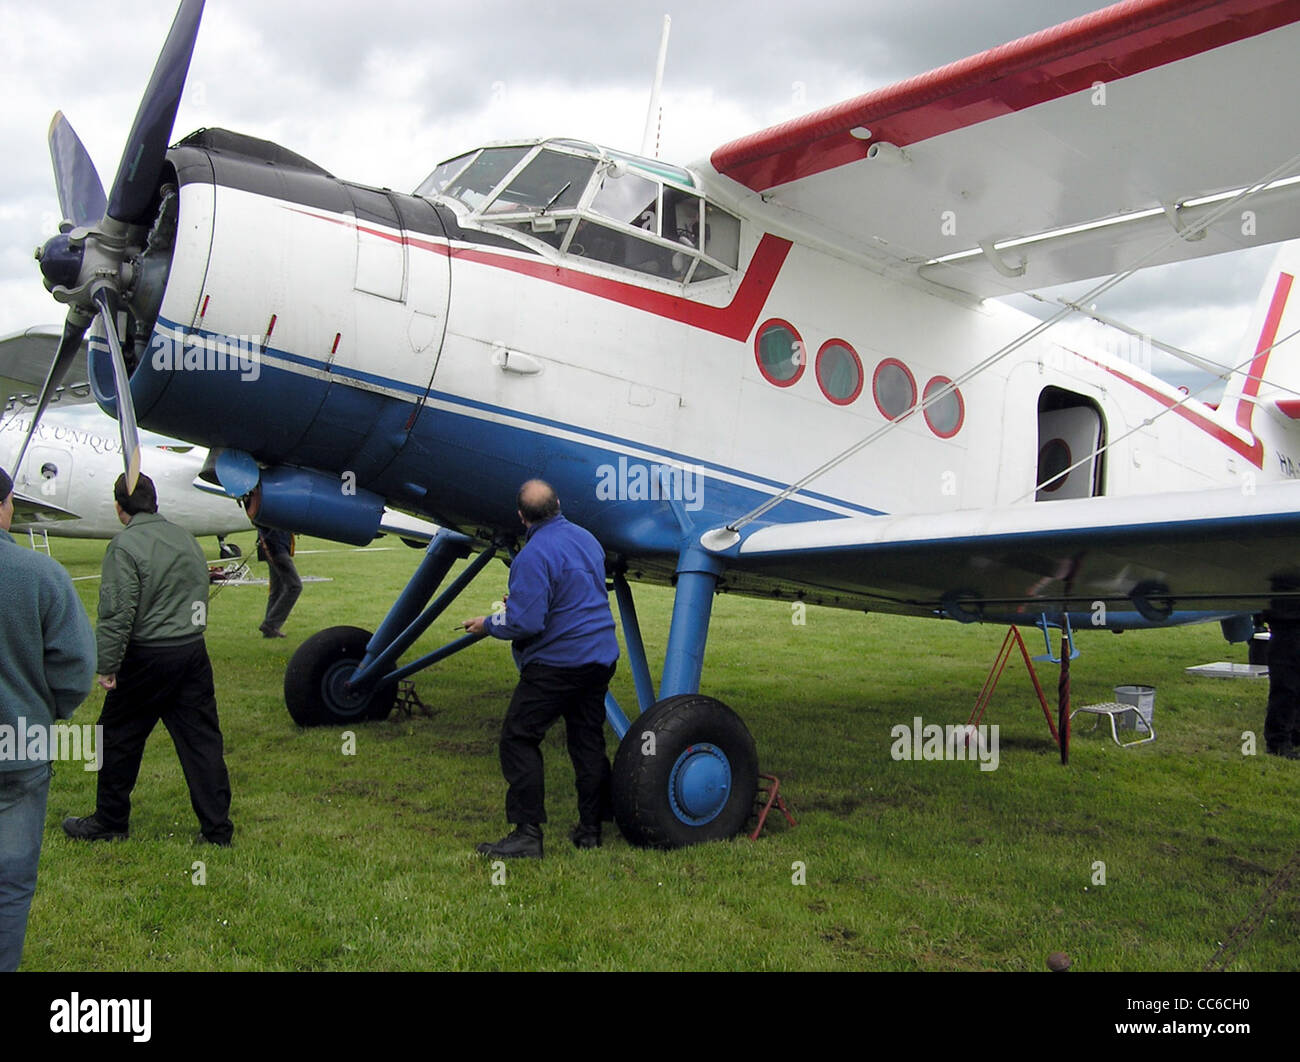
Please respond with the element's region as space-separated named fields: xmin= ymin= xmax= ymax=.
xmin=872 ymin=358 xmax=916 ymax=420
xmin=922 ymin=376 xmax=965 ymax=438
xmin=754 ymin=318 xmax=806 ymax=387
xmin=815 ymin=340 xmax=863 ymax=405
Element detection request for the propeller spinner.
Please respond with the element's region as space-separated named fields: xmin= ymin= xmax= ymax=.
xmin=20 ymin=0 xmax=205 ymax=494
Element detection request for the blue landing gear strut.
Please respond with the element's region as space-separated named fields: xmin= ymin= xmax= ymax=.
xmin=283 ymin=530 xmax=759 ymax=848
xmin=608 ymin=546 xmax=759 ymax=848
xmin=284 ymin=528 xmax=496 ymax=726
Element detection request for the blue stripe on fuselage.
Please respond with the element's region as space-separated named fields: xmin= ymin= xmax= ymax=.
xmin=92 ymin=318 xmax=884 ymax=554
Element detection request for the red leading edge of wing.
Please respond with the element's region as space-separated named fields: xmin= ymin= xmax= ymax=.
xmin=711 ymin=0 xmax=1300 ymax=192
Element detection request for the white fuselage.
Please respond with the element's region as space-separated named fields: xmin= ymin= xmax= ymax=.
xmin=111 ymin=135 xmax=1300 ymax=580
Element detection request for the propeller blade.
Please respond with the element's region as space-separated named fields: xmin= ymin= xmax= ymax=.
xmin=11 ymin=310 xmax=93 ymax=477
xmin=48 ymin=112 xmax=106 ymax=228
xmin=90 ymin=286 xmax=142 ymax=493
xmin=105 ymin=0 xmax=205 ymax=226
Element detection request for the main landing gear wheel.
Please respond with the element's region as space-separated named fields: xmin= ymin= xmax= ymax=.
xmin=284 ymin=626 xmax=396 ymax=726
xmin=612 ymin=694 xmax=758 ymax=849
xmin=217 ymin=539 xmax=241 ymax=559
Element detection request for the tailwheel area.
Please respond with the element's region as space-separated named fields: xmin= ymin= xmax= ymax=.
xmin=284 ymin=625 xmax=397 ymax=726
xmin=612 ymin=694 xmax=758 ymax=848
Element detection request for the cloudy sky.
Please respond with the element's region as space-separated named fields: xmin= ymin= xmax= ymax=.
xmin=0 ymin=0 xmax=1281 ymax=398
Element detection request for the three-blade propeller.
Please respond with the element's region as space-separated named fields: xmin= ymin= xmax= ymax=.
xmin=17 ymin=0 xmax=205 ymax=495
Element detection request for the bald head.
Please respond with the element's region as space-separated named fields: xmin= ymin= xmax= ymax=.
xmin=516 ymin=479 xmax=560 ymax=526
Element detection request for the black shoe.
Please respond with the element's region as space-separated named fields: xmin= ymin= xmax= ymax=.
xmin=197 ymin=833 xmax=233 ymax=847
xmin=260 ymin=625 xmax=286 ymax=639
xmin=62 ymin=815 xmax=128 ymax=842
xmin=1266 ymin=743 xmax=1300 ymax=760
xmin=569 ymin=824 xmax=602 ymax=849
xmin=476 ymin=824 xmax=543 ymax=859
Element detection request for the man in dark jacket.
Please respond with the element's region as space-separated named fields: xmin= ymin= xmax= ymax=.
xmin=256 ymin=523 xmax=301 ymax=638
xmin=63 ymin=474 xmax=234 ymax=845
xmin=464 ymin=480 xmax=619 ymax=857
xmin=1264 ymin=586 xmax=1300 ymax=760
xmin=0 ymin=466 xmax=96 ymax=970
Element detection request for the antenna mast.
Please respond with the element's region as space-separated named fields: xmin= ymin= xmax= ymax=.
xmin=640 ymin=15 xmax=671 ymax=158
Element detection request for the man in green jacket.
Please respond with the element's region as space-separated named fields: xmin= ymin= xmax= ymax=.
xmin=63 ymin=474 xmax=234 ymax=846
xmin=0 ymin=466 xmax=96 ymax=970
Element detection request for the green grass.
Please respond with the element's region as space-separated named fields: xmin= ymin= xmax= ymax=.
xmin=18 ymin=531 xmax=1300 ymax=971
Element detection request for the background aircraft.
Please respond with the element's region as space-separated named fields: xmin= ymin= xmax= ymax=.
xmin=3 ymin=327 xmax=441 ymax=550
xmin=12 ymin=0 xmax=1300 ymax=848
xmin=2 ymin=339 xmax=250 ymax=547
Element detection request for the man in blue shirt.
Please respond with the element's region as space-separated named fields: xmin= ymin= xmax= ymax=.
xmin=464 ymin=480 xmax=619 ymax=858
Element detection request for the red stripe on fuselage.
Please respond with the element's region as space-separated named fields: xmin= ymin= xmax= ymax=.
xmin=1061 ymin=272 xmax=1292 ymax=470
xmin=1236 ymin=270 xmax=1293 ymax=430
xmin=287 ymin=205 xmax=791 ymax=342
xmin=1082 ymin=356 xmax=1264 ymax=468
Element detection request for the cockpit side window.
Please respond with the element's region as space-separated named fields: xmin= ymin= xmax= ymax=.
xmin=568 ymin=219 xmax=695 ymax=279
xmin=590 ymin=170 xmax=659 ymax=233
xmin=703 ymin=201 xmax=741 ymax=270
xmin=484 ymin=150 xmax=597 ymax=216
xmin=440 ymin=146 xmax=531 ymax=210
xmin=662 ymin=187 xmax=702 ymax=250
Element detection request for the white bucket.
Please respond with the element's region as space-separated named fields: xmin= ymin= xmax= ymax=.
xmin=1114 ymin=684 xmax=1155 ymax=731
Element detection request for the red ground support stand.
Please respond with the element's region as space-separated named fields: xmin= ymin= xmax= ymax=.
xmin=967 ymin=625 xmax=1060 ymax=748
xmin=749 ymin=773 xmax=797 ymax=840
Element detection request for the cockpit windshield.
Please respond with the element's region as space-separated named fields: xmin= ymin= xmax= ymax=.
xmin=483 ymin=150 xmax=595 ymax=215
xmin=416 ymin=139 xmax=742 ymax=284
xmin=434 ymin=146 xmax=530 ymax=209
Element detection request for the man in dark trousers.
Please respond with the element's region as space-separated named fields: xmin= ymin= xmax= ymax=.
xmin=256 ymin=523 xmax=301 ymax=638
xmin=63 ymin=473 xmax=234 ymax=846
xmin=1264 ymin=586 xmax=1300 ymax=760
xmin=464 ymin=480 xmax=619 ymax=858
xmin=0 ymin=466 xmax=96 ymax=970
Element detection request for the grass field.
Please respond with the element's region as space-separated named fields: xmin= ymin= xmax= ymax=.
xmin=17 ymin=530 xmax=1300 ymax=972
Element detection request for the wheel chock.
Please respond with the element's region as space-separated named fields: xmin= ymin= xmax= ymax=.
xmin=394 ymin=680 xmax=432 ymax=717
xmin=749 ymin=772 xmax=797 ymax=839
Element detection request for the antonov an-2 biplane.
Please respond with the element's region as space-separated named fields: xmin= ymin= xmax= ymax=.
xmin=16 ymin=0 xmax=1300 ymax=847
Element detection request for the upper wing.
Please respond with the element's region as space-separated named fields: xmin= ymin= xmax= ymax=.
xmin=708 ymin=0 xmax=1300 ymax=298
xmin=719 ymin=481 xmax=1300 ymax=623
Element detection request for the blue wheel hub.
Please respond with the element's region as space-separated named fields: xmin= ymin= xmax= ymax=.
xmin=668 ymin=743 xmax=732 ymax=825
xmin=322 ymin=660 xmax=370 ymax=718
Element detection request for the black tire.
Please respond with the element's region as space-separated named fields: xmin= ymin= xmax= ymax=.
xmin=612 ymin=694 xmax=758 ymax=849
xmin=218 ymin=540 xmax=242 ymax=559
xmin=284 ymin=625 xmax=396 ymax=726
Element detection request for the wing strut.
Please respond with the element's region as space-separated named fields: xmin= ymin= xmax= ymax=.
xmin=717 ymin=145 xmax=1300 ymax=539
